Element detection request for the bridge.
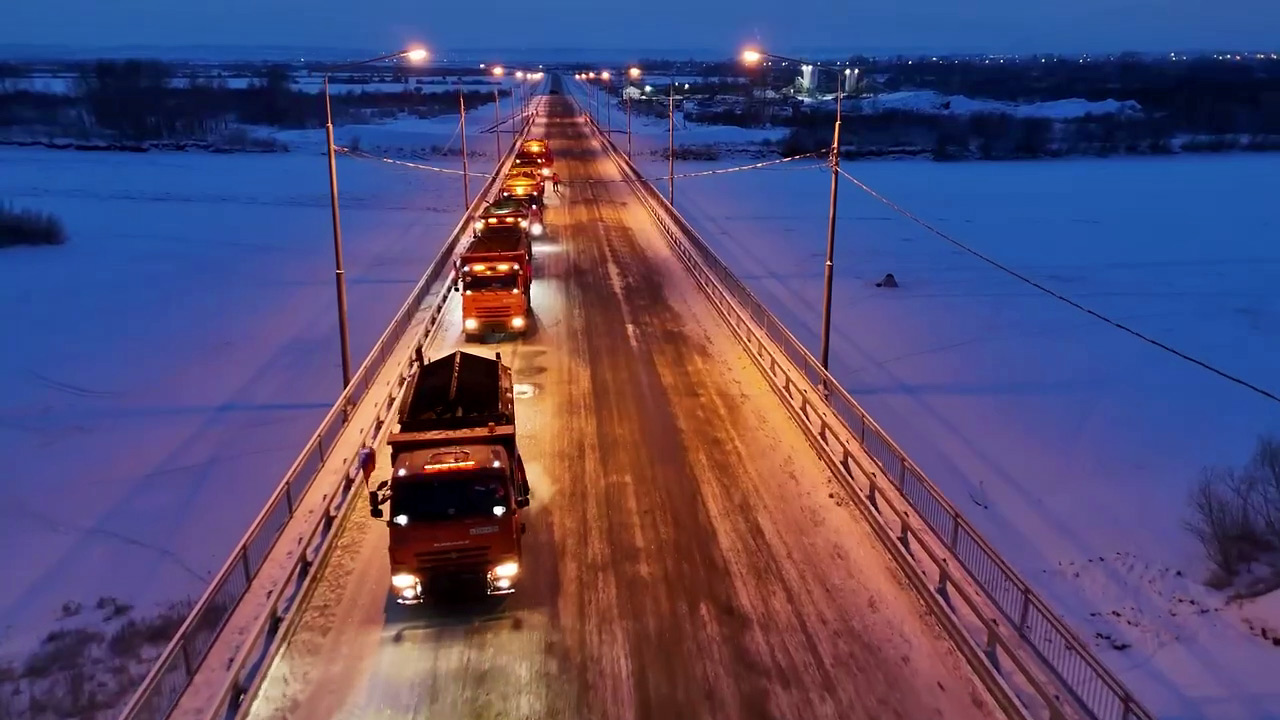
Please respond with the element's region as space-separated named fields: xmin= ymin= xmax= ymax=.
xmin=120 ymin=73 xmax=1153 ymax=720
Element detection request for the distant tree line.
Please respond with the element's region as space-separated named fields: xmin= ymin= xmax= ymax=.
xmin=664 ymin=55 xmax=1280 ymax=159
xmin=0 ymin=60 xmax=505 ymax=143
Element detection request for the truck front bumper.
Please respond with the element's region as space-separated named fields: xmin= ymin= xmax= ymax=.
xmin=390 ymin=562 xmax=519 ymax=603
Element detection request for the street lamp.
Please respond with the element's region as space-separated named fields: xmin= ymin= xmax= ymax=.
xmin=743 ymin=48 xmax=849 ymax=372
xmin=623 ymin=68 xmax=643 ymax=156
xmin=322 ymin=46 xmax=427 ymax=389
xmin=600 ymin=71 xmax=613 ymax=131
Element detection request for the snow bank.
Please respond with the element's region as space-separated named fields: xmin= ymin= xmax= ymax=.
xmin=639 ymin=151 xmax=1280 ymax=720
xmin=860 ymin=90 xmax=1143 ymax=118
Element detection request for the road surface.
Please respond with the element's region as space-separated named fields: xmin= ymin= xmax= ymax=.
xmin=245 ymin=80 xmax=1000 ymax=720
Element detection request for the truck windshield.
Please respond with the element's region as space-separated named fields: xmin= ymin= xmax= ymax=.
xmin=463 ymin=273 xmax=519 ymax=292
xmin=389 ymin=470 xmax=510 ymax=521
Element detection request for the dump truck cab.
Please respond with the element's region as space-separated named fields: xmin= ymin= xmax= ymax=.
xmin=456 ymin=225 xmax=532 ymax=340
xmin=517 ymin=138 xmax=553 ymax=176
xmin=510 ymin=156 xmax=547 ymax=178
xmin=500 ymin=168 xmax=545 ymax=206
xmin=368 ymin=350 xmax=531 ymax=602
xmin=474 ymin=198 xmax=543 ymax=238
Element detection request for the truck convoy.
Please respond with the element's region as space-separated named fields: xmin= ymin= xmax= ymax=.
xmin=368 ymin=349 xmax=531 ymax=603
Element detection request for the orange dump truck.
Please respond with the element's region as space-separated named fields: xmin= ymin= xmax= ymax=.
xmin=455 ymin=222 xmax=532 ymax=340
xmin=368 ymin=349 xmax=531 ymax=603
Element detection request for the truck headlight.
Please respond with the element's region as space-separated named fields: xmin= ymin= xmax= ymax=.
xmin=391 ymin=573 xmax=418 ymax=589
xmin=510 ymin=316 xmax=526 ymax=329
xmin=464 ymin=318 xmax=479 ymax=331
xmin=490 ymin=562 xmax=519 ymax=578
xmin=530 ymin=222 xmax=543 ymax=236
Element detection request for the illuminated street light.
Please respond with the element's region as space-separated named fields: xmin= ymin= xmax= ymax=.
xmin=741 ymin=48 xmax=851 ymax=373
xmin=515 ymin=70 xmax=525 ymax=79
xmin=492 ymin=66 xmax=505 ymax=76
xmin=628 ymin=66 xmax=641 ymax=78
xmin=600 ymin=70 xmax=611 ymax=80
xmin=321 ymin=46 xmax=426 ymax=389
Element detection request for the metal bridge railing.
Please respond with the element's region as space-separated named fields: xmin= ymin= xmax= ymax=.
xmin=569 ymin=80 xmax=1153 ymax=720
xmin=117 ymin=104 xmax=538 ymax=720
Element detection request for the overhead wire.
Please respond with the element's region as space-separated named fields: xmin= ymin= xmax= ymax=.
xmin=834 ymin=165 xmax=1280 ymax=405
xmin=339 ymin=146 xmax=825 ymax=182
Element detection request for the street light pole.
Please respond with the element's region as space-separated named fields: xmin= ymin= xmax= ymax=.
xmin=820 ymin=81 xmax=842 ymax=370
xmin=459 ymin=89 xmax=470 ymax=207
xmin=318 ymin=48 xmax=426 ymax=390
xmin=668 ymin=78 xmax=675 ymax=202
xmin=322 ymin=73 xmax=353 ymax=390
xmin=744 ymin=49 xmax=852 ymax=371
xmin=493 ymin=87 xmax=501 ymax=157
xmin=627 ymin=96 xmax=632 ymax=157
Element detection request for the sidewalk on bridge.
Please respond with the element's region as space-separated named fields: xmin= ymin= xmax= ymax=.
xmin=169 ymin=298 xmax=437 ymax=719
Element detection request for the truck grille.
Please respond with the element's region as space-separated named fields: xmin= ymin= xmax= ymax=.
xmin=415 ymin=545 xmax=491 ymax=571
xmin=474 ymin=306 xmax=513 ymax=320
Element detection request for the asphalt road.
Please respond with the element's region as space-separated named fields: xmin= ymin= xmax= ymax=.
xmin=245 ymin=80 xmax=1001 ymax=720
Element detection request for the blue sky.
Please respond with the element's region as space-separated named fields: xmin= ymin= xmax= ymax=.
xmin=3 ymin=0 xmax=1278 ymax=57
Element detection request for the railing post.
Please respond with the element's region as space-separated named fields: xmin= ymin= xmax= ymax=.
xmin=984 ymin=625 xmax=1002 ymax=674
xmin=180 ymin=639 xmax=195 ymax=678
xmin=241 ymin=549 xmax=253 ymax=585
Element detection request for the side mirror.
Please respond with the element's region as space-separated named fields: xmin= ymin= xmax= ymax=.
xmin=375 ymin=480 xmax=388 ymax=492
xmin=516 ymin=496 xmax=530 ymax=509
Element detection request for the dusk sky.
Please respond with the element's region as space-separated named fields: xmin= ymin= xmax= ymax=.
xmin=4 ymin=0 xmax=1278 ymax=56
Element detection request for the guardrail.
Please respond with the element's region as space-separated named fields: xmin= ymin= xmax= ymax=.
xmin=118 ymin=94 xmax=540 ymax=720
xmin=570 ymin=80 xmax=1154 ymax=720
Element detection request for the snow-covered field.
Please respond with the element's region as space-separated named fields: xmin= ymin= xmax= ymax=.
xmin=852 ymin=89 xmax=1143 ymax=117
xmin=0 ymin=107 xmax=504 ymax=682
xmin=575 ymin=81 xmax=1280 ymax=718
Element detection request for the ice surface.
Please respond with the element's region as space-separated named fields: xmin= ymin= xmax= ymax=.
xmin=0 ymin=118 xmax=504 ymax=659
xmin=630 ymin=148 xmax=1280 ymax=719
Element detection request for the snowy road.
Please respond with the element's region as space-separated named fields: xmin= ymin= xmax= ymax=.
xmin=244 ymin=87 xmax=1000 ymax=720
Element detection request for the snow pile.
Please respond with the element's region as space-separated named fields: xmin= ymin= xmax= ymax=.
xmin=864 ymin=90 xmax=1143 ymax=118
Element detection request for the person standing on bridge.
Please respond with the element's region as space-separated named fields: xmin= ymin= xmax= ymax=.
xmin=551 ymin=171 xmax=562 ymax=195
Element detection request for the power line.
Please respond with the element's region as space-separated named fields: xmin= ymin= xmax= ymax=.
xmin=835 ymin=166 xmax=1280 ymax=406
xmin=340 ymin=147 xmax=824 ymax=182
